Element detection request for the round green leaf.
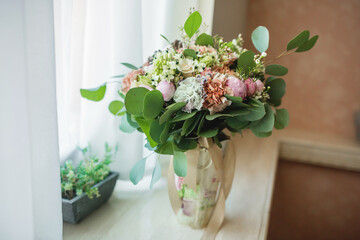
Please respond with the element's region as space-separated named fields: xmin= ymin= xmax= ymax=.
xmin=184 ymin=11 xmax=202 ymax=38
xmin=225 ymin=118 xmax=249 ymax=130
xmin=173 ymin=147 xmax=188 ymax=177
xmin=108 ymin=100 xmax=124 ymax=116
xmin=251 ymin=26 xmax=269 ymax=53
xmin=251 ymin=104 xmax=275 ymax=133
xmin=266 ymin=78 xmax=286 ymax=106
xmin=265 ymin=64 xmax=288 ymax=76
xmin=237 ymin=103 xmax=265 ymax=121
xmin=80 ymin=83 xmax=106 ymax=102
xmin=143 ymin=90 xmax=164 ymax=119
xmin=155 ymin=141 xmax=174 ymax=155
xmin=125 ymin=87 xmax=149 ymax=116
xmin=274 ymin=108 xmax=289 ymax=129
xmin=295 ymin=35 xmax=319 ymax=52
xmin=237 ymin=50 xmax=256 ymax=76
xmin=170 ymin=111 xmax=197 ymax=123
xmin=129 ymin=157 xmax=147 ymax=185
xmin=134 ymin=117 xmax=157 ymax=148
xmin=287 ymin=30 xmax=310 ymax=51
xmin=119 ymin=114 xmax=136 ymax=133
xmin=175 ymin=138 xmax=198 ymax=151
xmin=199 ymin=128 xmax=219 ymax=138
xmin=149 ymin=119 xmax=165 ymax=144
xmin=251 ymin=130 xmax=272 ymax=138
xmin=159 ymin=102 xmax=186 ymax=125
xmin=195 ymin=33 xmax=214 ymax=47
xmin=183 ymin=49 xmax=197 ymax=59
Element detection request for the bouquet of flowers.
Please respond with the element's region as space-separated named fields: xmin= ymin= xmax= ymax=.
xmin=80 ymin=10 xmax=317 ymax=187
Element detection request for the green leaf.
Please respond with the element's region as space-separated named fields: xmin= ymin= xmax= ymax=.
xmin=160 ymin=122 xmax=170 ymax=144
xmin=135 ymin=117 xmax=157 ymax=148
xmin=159 ymin=102 xmax=186 ymax=124
xmin=183 ymin=49 xmax=197 ymax=59
xmin=251 ymin=130 xmax=272 ymax=138
xmin=169 ymin=111 xmax=197 ymax=123
xmin=199 ymin=128 xmax=219 ymax=138
xmin=287 ymin=30 xmax=310 ymax=51
xmin=173 ymin=143 xmax=188 ymax=177
xmin=274 ymin=108 xmax=289 ymax=129
xmin=119 ymin=114 xmax=136 ymax=133
xmin=129 ymin=157 xmax=147 ymax=185
xmin=127 ymin=113 xmax=139 ymax=128
xmin=155 ymin=141 xmax=174 ymax=155
xmin=295 ymin=35 xmax=319 ymax=52
xmin=150 ymin=160 xmax=161 ymax=189
xmin=108 ymin=100 xmax=124 ymax=116
xmin=251 ymin=26 xmax=269 ymax=53
xmin=80 ymin=83 xmax=106 ymax=102
xmin=175 ymin=138 xmax=198 ymax=151
xmin=160 ymin=34 xmax=171 ymax=45
xmin=143 ymin=90 xmax=164 ymax=119
xmin=251 ymin=104 xmax=275 ymax=133
xmin=265 ymin=64 xmax=288 ymax=76
xmin=266 ymin=78 xmax=286 ymax=107
xmin=149 ymin=119 xmax=165 ymax=143
xmin=197 ymin=112 xmax=207 ymax=134
xmin=121 ymin=62 xmax=138 ymax=70
xmin=225 ymin=118 xmax=249 ymax=130
xmin=238 ymin=103 xmax=266 ymax=121
xmin=237 ymin=50 xmax=256 ymax=76
xmin=184 ymin=11 xmax=202 ymax=38
xmin=125 ymin=87 xmax=149 ymax=115
xmin=144 ymin=140 xmax=155 ymax=151
xmin=111 ymin=74 xmax=125 ymax=78
xmin=181 ymin=112 xmax=202 ymax=136
xmin=195 ymin=33 xmax=214 ymax=47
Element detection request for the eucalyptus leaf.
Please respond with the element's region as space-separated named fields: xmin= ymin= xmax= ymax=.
xmin=170 ymin=111 xmax=197 ymax=123
xmin=266 ymin=78 xmax=286 ymax=107
xmin=197 ymin=112 xmax=207 ymax=134
xmin=121 ymin=62 xmax=138 ymax=70
xmin=238 ymin=103 xmax=265 ymax=121
xmin=195 ymin=33 xmax=214 ymax=47
xmin=160 ymin=34 xmax=171 ymax=45
xmin=155 ymin=141 xmax=174 ymax=155
xmin=184 ymin=11 xmax=202 ymax=38
xmin=265 ymin=64 xmax=288 ymax=76
xmin=287 ymin=30 xmax=310 ymax=51
xmin=237 ymin=50 xmax=256 ymax=76
xmin=80 ymin=83 xmax=106 ymax=102
xmin=127 ymin=113 xmax=139 ymax=128
xmin=225 ymin=118 xmax=249 ymax=130
xmin=143 ymin=90 xmax=164 ymax=119
xmin=182 ymin=112 xmax=202 ymax=136
xmin=119 ymin=114 xmax=136 ymax=133
xmin=160 ymin=122 xmax=170 ymax=144
xmin=183 ymin=49 xmax=197 ymax=59
xmin=111 ymin=74 xmax=125 ymax=78
xmin=295 ymin=35 xmax=319 ymax=52
xmin=175 ymin=138 xmax=198 ymax=151
xmin=144 ymin=140 xmax=155 ymax=151
xmin=150 ymin=119 xmax=165 ymax=144
xmin=108 ymin=100 xmax=124 ymax=116
xmin=251 ymin=130 xmax=272 ymax=138
xmin=199 ymin=128 xmax=219 ymax=138
xmin=159 ymin=102 xmax=186 ymax=124
xmin=150 ymin=160 xmax=161 ymax=189
xmin=274 ymin=108 xmax=289 ymax=129
xmin=251 ymin=104 xmax=274 ymax=133
xmin=251 ymin=26 xmax=269 ymax=53
xmin=135 ymin=117 xmax=157 ymax=148
xmin=129 ymin=157 xmax=147 ymax=184
xmin=173 ymin=148 xmax=188 ymax=177
xmin=125 ymin=87 xmax=149 ymax=115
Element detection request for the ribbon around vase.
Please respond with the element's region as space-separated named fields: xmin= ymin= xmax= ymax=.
xmin=167 ymin=137 xmax=236 ymax=240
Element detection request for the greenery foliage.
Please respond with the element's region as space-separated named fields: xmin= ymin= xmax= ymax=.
xmin=61 ymin=143 xmax=117 ymax=200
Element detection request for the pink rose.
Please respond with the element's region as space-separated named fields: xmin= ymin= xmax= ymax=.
xmin=156 ymin=81 xmax=175 ymax=101
xmin=226 ymin=77 xmax=246 ymax=98
xmin=244 ymin=78 xmax=256 ymax=96
xmin=121 ymin=69 xmax=144 ymax=93
xmin=255 ymin=80 xmax=264 ymax=93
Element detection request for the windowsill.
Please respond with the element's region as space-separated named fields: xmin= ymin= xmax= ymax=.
xmin=63 ymin=129 xmax=360 ymax=240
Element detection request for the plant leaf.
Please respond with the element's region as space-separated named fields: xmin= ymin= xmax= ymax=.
xmin=119 ymin=114 xmax=136 ymax=133
xmin=135 ymin=117 xmax=157 ymax=148
xmin=199 ymin=128 xmax=219 ymax=138
xmin=159 ymin=102 xmax=186 ymax=124
xmin=274 ymin=108 xmax=289 ymax=129
xmin=251 ymin=26 xmax=269 ymax=53
xmin=129 ymin=157 xmax=147 ymax=185
xmin=266 ymin=78 xmax=286 ymax=107
xmin=237 ymin=50 xmax=256 ymax=76
xmin=184 ymin=11 xmax=202 ymax=38
xmin=155 ymin=141 xmax=174 ymax=155
xmin=125 ymin=87 xmax=149 ymax=115
xmin=287 ymin=30 xmax=310 ymax=51
xmin=175 ymin=138 xmax=198 ymax=151
xmin=225 ymin=118 xmax=249 ymax=130
xmin=238 ymin=103 xmax=266 ymax=121
xmin=150 ymin=160 xmax=161 ymax=189
xmin=143 ymin=90 xmax=164 ymax=119
xmin=251 ymin=104 xmax=275 ymax=133
xmin=149 ymin=119 xmax=166 ymax=144
xmin=183 ymin=49 xmax=197 ymax=59
xmin=251 ymin=130 xmax=272 ymax=138
xmin=108 ymin=100 xmax=124 ymax=116
xmin=265 ymin=64 xmax=288 ymax=76
xmin=80 ymin=83 xmax=106 ymax=102
xmin=195 ymin=33 xmax=214 ymax=47
xmin=111 ymin=74 xmax=125 ymax=78
xmin=121 ymin=62 xmax=138 ymax=70
xmin=173 ymin=143 xmax=188 ymax=177
xmin=160 ymin=34 xmax=171 ymax=45
xmin=169 ymin=111 xmax=197 ymax=123
xmin=295 ymin=35 xmax=319 ymax=52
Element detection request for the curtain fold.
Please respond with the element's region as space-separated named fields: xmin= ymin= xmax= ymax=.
xmin=55 ymin=0 xmax=214 ymax=180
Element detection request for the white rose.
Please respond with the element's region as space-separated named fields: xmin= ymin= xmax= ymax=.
xmin=178 ymin=58 xmax=194 ymax=78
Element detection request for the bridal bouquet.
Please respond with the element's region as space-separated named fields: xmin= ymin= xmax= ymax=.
xmin=81 ymin=10 xmax=317 ymax=186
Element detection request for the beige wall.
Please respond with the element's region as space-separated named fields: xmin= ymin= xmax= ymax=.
xmin=213 ymin=0 xmax=360 ymax=140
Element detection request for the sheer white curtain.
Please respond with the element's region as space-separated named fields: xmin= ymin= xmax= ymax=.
xmin=54 ymin=0 xmax=214 ymax=179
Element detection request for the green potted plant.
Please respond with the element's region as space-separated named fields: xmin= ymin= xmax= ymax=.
xmin=61 ymin=143 xmax=119 ymax=224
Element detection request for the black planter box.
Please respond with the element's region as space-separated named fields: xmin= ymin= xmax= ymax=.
xmin=62 ymin=171 xmax=119 ymax=224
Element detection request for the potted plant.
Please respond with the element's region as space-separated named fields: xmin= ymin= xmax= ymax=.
xmin=61 ymin=143 xmax=119 ymax=224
